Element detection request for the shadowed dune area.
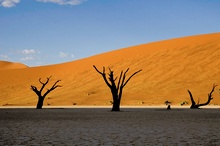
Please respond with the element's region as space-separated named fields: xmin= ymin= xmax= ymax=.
xmin=1 ymin=33 xmax=220 ymax=107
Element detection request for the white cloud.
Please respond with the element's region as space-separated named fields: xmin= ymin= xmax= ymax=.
xmin=20 ymin=56 xmax=35 ymax=61
xmin=0 ymin=0 xmax=85 ymax=8
xmin=59 ymin=52 xmax=68 ymax=58
xmin=19 ymin=49 xmax=40 ymax=62
xmin=59 ymin=52 xmax=74 ymax=58
xmin=36 ymin=0 xmax=86 ymax=5
xmin=0 ymin=54 xmax=9 ymax=59
xmin=0 ymin=0 xmax=20 ymax=8
xmin=21 ymin=49 xmax=38 ymax=55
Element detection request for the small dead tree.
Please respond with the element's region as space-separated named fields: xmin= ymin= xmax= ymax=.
xmin=31 ymin=76 xmax=61 ymax=109
xmin=93 ymin=65 xmax=142 ymax=111
xmin=187 ymin=84 xmax=217 ymax=109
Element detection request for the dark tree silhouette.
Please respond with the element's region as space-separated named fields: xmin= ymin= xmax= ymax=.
xmin=187 ymin=84 xmax=217 ymax=109
xmin=164 ymin=100 xmax=171 ymax=110
xmin=31 ymin=76 xmax=61 ymax=109
xmin=93 ymin=65 xmax=142 ymax=111
xmin=167 ymin=105 xmax=171 ymax=110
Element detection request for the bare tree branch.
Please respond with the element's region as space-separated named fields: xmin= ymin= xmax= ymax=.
xmin=196 ymin=84 xmax=217 ymax=107
xmin=120 ymin=68 xmax=129 ymax=88
xmin=93 ymin=65 xmax=104 ymax=75
xmin=122 ymin=69 xmax=142 ymax=88
xmin=188 ymin=84 xmax=217 ymax=109
xmin=39 ymin=76 xmax=52 ymax=93
xmin=93 ymin=65 xmax=111 ymax=88
xmin=44 ymin=79 xmax=62 ymax=97
xmin=117 ymin=71 xmax=123 ymax=92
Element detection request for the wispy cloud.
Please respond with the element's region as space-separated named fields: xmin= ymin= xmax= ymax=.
xmin=19 ymin=49 xmax=41 ymax=62
xmin=59 ymin=52 xmax=68 ymax=58
xmin=0 ymin=0 xmax=20 ymax=8
xmin=20 ymin=56 xmax=35 ymax=61
xmin=36 ymin=0 xmax=86 ymax=6
xmin=59 ymin=51 xmax=74 ymax=58
xmin=0 ymin=54 xmax=9 ymax=59
xmin=0 ymin=49 xmax=42 ymax=66
xmin=21 ymin=49 xmax=38 ymax=55
xmin=0 ymin=0 xmax=85 ymax=8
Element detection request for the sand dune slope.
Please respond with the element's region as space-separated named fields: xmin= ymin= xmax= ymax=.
xmin=0 ymin=61 xmax=28 ymax=70
xmin=1 ymin=33 xmax=220 ymax=106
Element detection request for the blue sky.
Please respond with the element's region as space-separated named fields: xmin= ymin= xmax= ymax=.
xmin=0 ymin=0 xmax=220 ymax=66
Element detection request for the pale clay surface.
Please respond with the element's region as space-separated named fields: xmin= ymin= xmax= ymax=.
xmin=1 ymin=108 xmax=220 ymax=145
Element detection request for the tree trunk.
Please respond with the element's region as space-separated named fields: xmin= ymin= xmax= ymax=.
xmin=188 ymin=90 xmax=198 ymax=109
xmin=36 ymin=96 xmax=44 ymax=109
xmin=111 ymin=90 xmax=121 ymax=111
xmin=112 ymin=99 xmax=120 ymax=111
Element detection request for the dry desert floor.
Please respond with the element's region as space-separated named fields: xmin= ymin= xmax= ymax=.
xmin=1 ymin=107 xmax=220 ymax=145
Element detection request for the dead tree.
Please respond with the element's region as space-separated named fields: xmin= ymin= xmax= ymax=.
xmin=93 ymin=65 xmax=142 ymax=111
xmin=31 ymin=76 xmax=61 ymax=109
xmin=187 ymin=84 xmax=217 ymax=109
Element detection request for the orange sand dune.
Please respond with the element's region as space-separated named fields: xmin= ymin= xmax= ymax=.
xmin=0 ymin=61 xmax=28 ymax=70
xmin=1 ymin=33 xmax=220 ymax=107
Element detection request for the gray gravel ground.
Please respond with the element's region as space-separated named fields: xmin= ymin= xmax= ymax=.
xmin=0 ymin=108 xmax=220 ymax=145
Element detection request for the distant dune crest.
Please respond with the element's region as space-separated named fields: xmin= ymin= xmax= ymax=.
xmin=0 ymin=61 xmax=28 ymax=70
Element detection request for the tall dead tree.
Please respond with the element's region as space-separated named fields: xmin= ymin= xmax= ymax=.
xmin=93 ymin=65 xmax=142 ymax=111
xmin=187 ymin=84 xmax=217 ymax=109
xmin=31 ymin=76 xmax=61 ymax=109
